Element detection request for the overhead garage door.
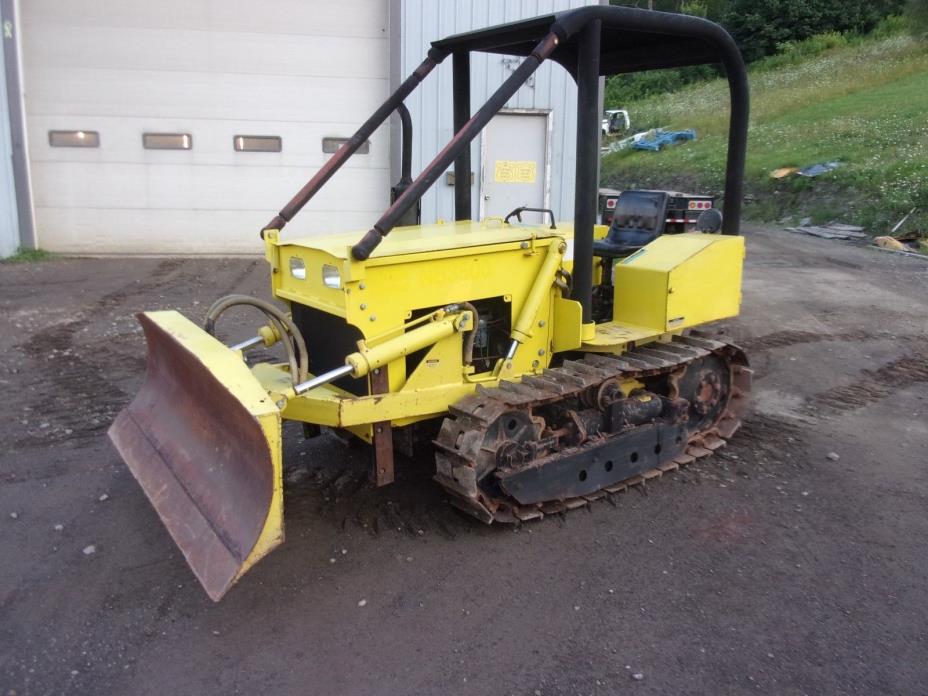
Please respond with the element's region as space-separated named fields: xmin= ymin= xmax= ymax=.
xmin=20 ymin=0 xmax=391 ymax=254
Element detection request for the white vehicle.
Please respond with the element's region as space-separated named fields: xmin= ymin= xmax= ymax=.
xmin=602 ymin=109 xmax=630 ymax=136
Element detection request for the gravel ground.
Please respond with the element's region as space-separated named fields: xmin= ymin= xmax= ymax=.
xmin=1 ymin=225 xmax=927 ymax=696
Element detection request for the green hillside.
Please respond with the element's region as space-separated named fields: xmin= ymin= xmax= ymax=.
xmin=600 ymin=29 xmax=928 ymax=234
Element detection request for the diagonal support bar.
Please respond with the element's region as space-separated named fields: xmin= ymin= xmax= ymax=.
xmin=261 ymin=48 xmax=448 ymax=236
xmin=350 ymin=33 xmax=560 ymax=261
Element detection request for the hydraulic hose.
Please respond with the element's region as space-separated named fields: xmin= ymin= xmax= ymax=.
xmin=459 ymin=302 xmax=479 ymax=366
xmin=204 ymin=295 xmax=309 ymax=385
xmin=205 ymin=296 xmax=301 ymax=383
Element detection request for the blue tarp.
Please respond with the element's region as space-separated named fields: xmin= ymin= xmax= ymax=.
xmin=798 ymin=161 xmax=841 ymax=177
xmin=632 ymin=129 xmax=697 ymax=152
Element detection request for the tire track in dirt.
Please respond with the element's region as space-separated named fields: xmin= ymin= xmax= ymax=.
xmin=740 ymin=329 xmax=925 ymax=352
xmin=220 ymin=258 xmax=260 ymax=294
xmin=282 ymin=441 xmax=472 ymax=540
xmin=741 ymin=330 xmax=928 ymax=417
xmin=806 ymin=352 xmax=928 ymax=415
xmin=10 ymin=260 xmax=194 ymax=453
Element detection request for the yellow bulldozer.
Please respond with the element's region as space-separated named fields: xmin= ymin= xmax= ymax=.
xmin=110 ymin=6 xmax=752 ymax=601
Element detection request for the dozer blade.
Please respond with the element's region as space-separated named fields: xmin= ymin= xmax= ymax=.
xmin=108 ymin=311 xmax=283 ymax=601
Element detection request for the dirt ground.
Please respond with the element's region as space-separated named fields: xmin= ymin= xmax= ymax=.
xmin=1 ymin=225 xmax=927 ymax=696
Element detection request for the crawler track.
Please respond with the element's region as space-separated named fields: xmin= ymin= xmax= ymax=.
xmin=434 ymin=334 xmax=752 ymax=523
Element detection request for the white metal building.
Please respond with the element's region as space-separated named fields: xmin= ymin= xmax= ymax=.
xmin=0 ymin=27 xmax=17 ymax=256
xmin=392 ymin=0 xmax=595 ymax=225
xmin=1 ymin=0 xmax=597 ymax=256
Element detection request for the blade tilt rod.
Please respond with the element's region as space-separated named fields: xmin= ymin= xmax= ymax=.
xmin=293 ymin=364 xmax=354 ymax=395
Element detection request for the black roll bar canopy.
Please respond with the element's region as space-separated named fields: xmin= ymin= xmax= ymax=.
xmin=264 ymin=5 xmax=749 ymax=324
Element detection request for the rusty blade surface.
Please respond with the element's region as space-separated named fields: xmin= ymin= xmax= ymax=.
xmin=108 ymin=313 xmax=280 ymax=601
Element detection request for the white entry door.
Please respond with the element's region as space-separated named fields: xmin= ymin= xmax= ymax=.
xmin=481 ymin=112 xmax=549 ymax=224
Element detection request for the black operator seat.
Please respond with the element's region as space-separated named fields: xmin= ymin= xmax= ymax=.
xmin=592 ymin=190 xmax=670 ymax=259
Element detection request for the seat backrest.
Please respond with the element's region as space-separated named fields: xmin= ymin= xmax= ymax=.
xmin=592 ymin=190 xmax=671 ymax=260
xmin=609 ymin=190 xmax=669 ymax=235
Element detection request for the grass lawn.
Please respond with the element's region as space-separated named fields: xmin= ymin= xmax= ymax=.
xmin=601 ymin=32 xmax=928 ymax=234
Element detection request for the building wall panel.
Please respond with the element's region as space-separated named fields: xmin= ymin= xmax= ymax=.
xmin=21 ymin=0 xmax=390 ymax=253
xmin=395 ymin=0 xmax=599 ymax=225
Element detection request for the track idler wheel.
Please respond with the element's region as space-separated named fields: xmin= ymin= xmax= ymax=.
xmin=673 ymin=354 xmax=732 ymax=432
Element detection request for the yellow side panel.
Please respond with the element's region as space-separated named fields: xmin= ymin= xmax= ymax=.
xmin=611 ymin=257 xmax=669 ymax=331
xmin=667 ymin=236 xmax=744 ymax=328
xmin=552 ymin=296 xmax=583 ymax=352
xmin=613 ymin=233 xmax=744 ymax=332
xmin=403 ymin=331 xmax=466 ymax=390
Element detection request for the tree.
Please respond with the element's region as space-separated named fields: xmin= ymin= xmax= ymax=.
xmin=908 ymin=0 xmax=928 ymax=37
xmin=609 ymin=0 xmax=729 ymax=21
xmin=723 ymin=0 xmax=906 ymax=62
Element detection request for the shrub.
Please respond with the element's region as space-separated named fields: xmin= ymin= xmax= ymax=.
xmin=907 ymin=0 xmax=928 ymax=38
xmin=871 ymin=14 xmax=911 ymax=38
xmin=724 ymin=0 xmax=905 ymax=62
